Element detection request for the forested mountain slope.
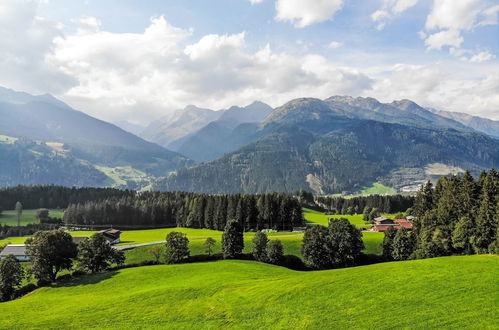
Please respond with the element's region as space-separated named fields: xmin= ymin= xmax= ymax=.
xmin=155 ymin=98 xmax=499 ymax=194
xmin=0 ymin=87 xmax=192 ymax=187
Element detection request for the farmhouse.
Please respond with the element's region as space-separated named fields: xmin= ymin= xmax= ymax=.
xmin=372 ymin=217 xmax=414 ymax=232
xmin=0 ymin=244 xmax=29 ymax=261
xmin=99 ymin=229 xmax=121 ymax=244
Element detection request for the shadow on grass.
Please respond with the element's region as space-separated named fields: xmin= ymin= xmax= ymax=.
xmin=54 ymin=270 xmax=119 ymax=288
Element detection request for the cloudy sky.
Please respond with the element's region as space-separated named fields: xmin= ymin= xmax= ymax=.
xmin=0 ymin=0 xmax=498 ymax=124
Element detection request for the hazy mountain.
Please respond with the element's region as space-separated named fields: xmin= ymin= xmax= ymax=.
xmin=325 ymin=96 xmax=472 ymax=132
xmin=154 ymin=98 xmax=499 ymax=194
xmin=114 ymin=120 xmax=146 ymax=136
xmin=141 ymin=105 xmax=223 ymax=149
xmin=172 ymin=101 xmax=272 ymax=161
xmin=427 ymin=108 xmax=499 ymax=137
xmin=0 ymin=86 xmax=192 ymax=186
xmin=0 ymin=137 xmax=108 ymax=187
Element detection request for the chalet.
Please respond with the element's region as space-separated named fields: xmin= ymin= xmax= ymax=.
xmin=372 ymin=217 xmax=413 ymax=232
xmin=99 ymin=229 xmax=121 ymax=244
xmin=0 ymin=244 xmax=28 ymax=261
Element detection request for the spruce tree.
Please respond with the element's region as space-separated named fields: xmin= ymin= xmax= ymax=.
xmin=222 ymin=219 xmax=244 ymax=259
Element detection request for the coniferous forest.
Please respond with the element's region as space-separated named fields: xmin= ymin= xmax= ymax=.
xmin=382 ymin=169 xmax=499 ymax=259
xmin=63 ymin=192 xmax=304 ymax=231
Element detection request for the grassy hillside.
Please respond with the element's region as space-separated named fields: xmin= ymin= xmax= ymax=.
xmin=0 ymin=209 xmax=63 ymax=226
xmin=0 ymin=256 xmax=496 ymax=328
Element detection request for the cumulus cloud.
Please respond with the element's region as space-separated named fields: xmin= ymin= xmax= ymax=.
xmin=371 ymin=0 xmax=418 ymax=30
xmin=249 ymin=0 xmax=265 ymax=4
xmin=275 ymin=0 xmax=345 ymax=28
xmin=424 ymin=29 xmax=463 ymax=50
xmin=0 ymin=2 xmax=497 ymax=124
xmin=0 ymin=0 xmax=75 ymax=94
xmin=424 ymin=0 xmax=499 ymax=55
xmin=368 ymin=64 xmax=499 ymax=120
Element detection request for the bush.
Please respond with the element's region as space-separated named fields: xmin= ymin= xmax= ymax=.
xmin=252 ymin=231 xmax=268 ymax=262
xmin=266 ymin=240 xmax=284 ymax=265
xmin=165 ymin=231 xmax=190 ymax=264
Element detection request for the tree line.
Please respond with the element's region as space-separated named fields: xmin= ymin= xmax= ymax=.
xmin=382 ymin=169 xmax=498 ymax=260
xmin=315 ymin=193 xmax=414 ymax=214
xmin=0 ymin=185 xmax=134 ymax=210
xmin=64 ymin=192 xmax=304 ymax=231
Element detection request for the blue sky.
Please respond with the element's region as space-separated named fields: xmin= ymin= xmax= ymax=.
xmin=1 ymin=0 xmax=498 ymax=122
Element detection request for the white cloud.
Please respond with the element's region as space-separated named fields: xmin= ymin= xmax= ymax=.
xmin=424 ymin=29 xmax=463 ymax=50
xmin=0 ymin=0 xmax=74 ymax=94
xmin=424 ymin=0 xmax=499 ymax=54
xmin=0 ymin=4 xmax=497 ymax=124
xmin=469 ymin=51 xmax=496 ymax=63
xmin=371 ymin=0 xmax=418 ymax=30
xmin=250 ymin=0 xmax=265 ymax=4
xmin=275 ymin=0 xmax=345 ymax=28
xmin=328 ymin=41 xmax=343 ymax=49
xmin=368 ymin=64 xmax=499 ymax=120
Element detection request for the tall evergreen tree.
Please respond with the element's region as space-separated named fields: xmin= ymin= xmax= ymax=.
xmin=222 ymin=219 xmax=244 ymax=259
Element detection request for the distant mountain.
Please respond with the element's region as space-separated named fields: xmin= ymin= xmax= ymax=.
xmin=154 ymin=98 xmax=499 ymax=194
xmin=141 ymin=105 xmax=223 ymax=149
xmin=427 ymin=108 xmax=499 ymax=137
xmin=325 ymin=96 xmax=472 ymax=132
xmin=173 ymin=101 xmax=272 ymax=161
xmin=114 ymin=120 xmax=146 ymax=136
xmin=0 ymin=136 xmax=107 ymax=187
xmin=0 ymin=86 xmax=192 ymax=187
xmin=142 ymin=102 xmax=272 ymax=155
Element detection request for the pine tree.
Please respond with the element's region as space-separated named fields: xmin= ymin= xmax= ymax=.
xmin=222 ymin=219 xmax=244 ymax=259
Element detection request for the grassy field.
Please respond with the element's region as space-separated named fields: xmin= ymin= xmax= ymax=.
xmin=303 ymin=208 xmax=401 ymax=228
xmin=0 ymin=209 xmax=64 ymax=226
xmin=360 ymin=182 xmax=397 ymax=195
xmin=0 ymin=255 xmax=496 ymax=328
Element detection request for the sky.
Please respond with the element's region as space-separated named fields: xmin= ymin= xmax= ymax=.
xmin=0 ymin=0 xmax=498 ymax=124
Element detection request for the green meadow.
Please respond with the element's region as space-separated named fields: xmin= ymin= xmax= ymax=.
xmin=0 ymin=255 xmax=496 ymax=329
xmin=1 ymin=208 xmax=385 ymax=257
xmin=0 ymin=209 xmax=64 ymax=226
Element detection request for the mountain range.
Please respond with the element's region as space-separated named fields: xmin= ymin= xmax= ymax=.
xmin=0 ymin=86 xmax=497 ymax=193
xmin=0 ymin=86 xmax=191 ymax=188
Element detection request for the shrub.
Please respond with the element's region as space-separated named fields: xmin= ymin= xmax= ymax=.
xmin=266 ymin=240 xmax=284 ymax=265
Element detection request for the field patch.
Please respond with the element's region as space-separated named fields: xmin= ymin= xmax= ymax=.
xmin=0 ymin=209 xmax=63 ymax=226
xmin=0 ymin=256 xmax=496 ymax=328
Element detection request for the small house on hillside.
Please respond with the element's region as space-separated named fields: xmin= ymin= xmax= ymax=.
xmin=0 ymin=244 xmax=28 ymax=261
xmin=372 ymin=217 xmax=414 ymax=232
xmin=99 ymin=229 xmax=121 ymax=244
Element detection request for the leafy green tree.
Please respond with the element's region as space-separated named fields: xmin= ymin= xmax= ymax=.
xmin=302 ymin=225 xmax=331 ymax=269
xmin=328 ymin=218 xmax=364 ymax=267
xmin=222 ymin=219 xmax=244 ymax=259
xmin=77 ymin=233 xmax=125 ymax=273
xmin=391 ymin=228 xmax=414 ymax=261
xmin=252 ymin=231 xmax=269 ymax=262
xmin=26 ymin=230 xmax=78 ymax=283
xmin=165 ymin=231 xmax=190 ymax=264
xmin=266 ymin=240 xmax=284 ymax=264
xmin=36 ymin=208 xmax=50 ymax=222
xmin=368 ymin=208 xmax=380 ymax=223
xmin=204 ymin=237 xmax=216 ymax=256
xmin=382 ymin=226 xmax=397 ymax=260
xmin=0 ymin=255 xmax=24 ymax=302
xmin=150 ymin=245 xmax=163 ymax=263
xmin=15 ymin=201 xmax=23 ymax=226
